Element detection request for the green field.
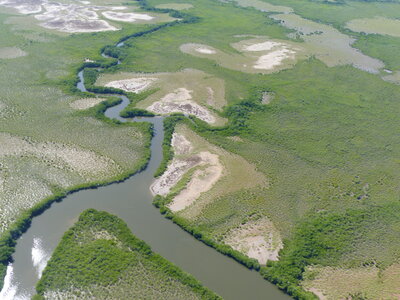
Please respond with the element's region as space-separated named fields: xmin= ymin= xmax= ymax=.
xmin=34 ymin=209 xmax=220 ymax=299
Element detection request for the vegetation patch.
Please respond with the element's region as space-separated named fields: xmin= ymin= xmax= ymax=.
xmin=301 ymin=263 xmax=400 ymax=300
xmin=34 ymin=209 xmax=220 ymax=299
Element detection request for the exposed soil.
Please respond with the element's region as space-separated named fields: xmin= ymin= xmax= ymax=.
xmin=105 ymin=77 xmax=157 ymax=93
xmin=69 ymin=98 xmax=105 ymax=110
xmin=222 ymin=217 xmax=283 ymax=265
xmin=147 ymin=88 xmax=216 ymax=124
xmin=168 ymin=151 xmax=223 ymax=212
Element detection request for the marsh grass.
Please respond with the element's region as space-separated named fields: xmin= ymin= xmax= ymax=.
xmin=34 ymin=209 xmax=220 ymax=299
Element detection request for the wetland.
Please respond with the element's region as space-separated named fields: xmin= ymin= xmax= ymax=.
xmin=1 ymin=0 xmax=400 ymax=299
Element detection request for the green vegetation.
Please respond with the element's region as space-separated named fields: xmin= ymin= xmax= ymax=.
xmin=35 ymin=209 xmax=220 ymax=299
xmin=2 ymin=0 xmax=400 ymax=298
xmin=105 ymin=0 xmax=399 ymax=298
xmin=262 ymin=203 xmax=400 ymax=298
xmin=0 ymin=0 xmax=177 ymax=289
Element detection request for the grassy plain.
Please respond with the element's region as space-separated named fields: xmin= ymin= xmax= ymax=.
xmin=34 ymin=209 xmax=220 ymax=299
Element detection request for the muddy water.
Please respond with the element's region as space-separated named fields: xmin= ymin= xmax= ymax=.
xmin=232 ymin=0 xmax=384 ymax=74
xmin=1 ymin=63 xmax=290 ymax=300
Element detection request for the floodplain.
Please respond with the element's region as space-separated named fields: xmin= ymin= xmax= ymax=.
xmin=1 ymin=0 xmax=400 ymax=298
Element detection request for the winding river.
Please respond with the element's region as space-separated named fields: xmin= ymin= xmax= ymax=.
xmin=0 ymin=48 xmax=291 ymax=300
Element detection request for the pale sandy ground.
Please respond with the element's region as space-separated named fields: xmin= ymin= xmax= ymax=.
xmin=181 ymin=40 xmax=300 ymax=73
xmin=0 ymin=47 xmax=27 ymax=59
xmin=254 ymin=48 xmax=296 ymax=70
xmin=105 ymin=77 xmax=157 ymax=93
xmin=222 ymin=217 xmax=283 ymax=265
xmin=0 ymin=0 xmax=152 ymax=33
xmin=147 ymin=88 xmax=216 ymax=124
xmin=243 ymin=41 xmax=280 ymax=51
xmin=302 ymin=264 xmax=400 ymax=300
xmin=150 ymin=158 xmax=200 ymax=196
xmin=150 ymin=132 xmax=223 ymax=205
xmin=98 ymin=69 xmax=227 ymax=125
xmin=172 ymin=132 xmax=193 ymax=155
xmin=102 ymin=11 xmax=153 ymax=22
xmin=150 ymin=133 xmax=200 ymax=196
xmin=69 ymin=98 xmax=106 ymax=110
xmin=168 ymin=151 xmax=223 ymax=212
xmin=195 ymin=47 xmax=216 ymax=54
xmin=180 ymin=43 xmax=218 ymax=55
xmin=165 ymin=125 xmax=267 ymax=221
xmin=383 ymin=70 xmax=400 ymax=85
xmin=0 ymin=0 xmax=42 ymax=14
xmin=261 ymin=92 xmax=274 ymax=104
xmin=238 ymin=40 xmax=297 ymax=70
xmin=34 ymin=3 xmax=118 ymax=33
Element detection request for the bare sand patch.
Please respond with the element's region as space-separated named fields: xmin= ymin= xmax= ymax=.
xmin=69 ymin=98 xmax=105 ymax=110
xmin=261 ymin=92 xmax=274 ymax=104
xmin=150 ymin=157 xmax=201 ymax=196
xmin=181 ymin=39 xmax=302 ymax=74
xmin=172 ymin=132 xmax=193 ymax=155
xmin=98 ymin=69 xmax=227 ymax=125
xmin=150 ymin=132 xmax=200 ymax=196
xmin=233 ymin=38 xmax=300 ymax=71
xmin=35 ymin=3 xmax=118 ymax=33
xmin=222 ymin=216 xmax=283 ymax=265
xmin=0 ymin=47 xmax=27 ymax=59
xmin=243 ymin=41 xmax=280 ymax=52
xmin=147 ymin=88 xmax=216 ymax=124
xmin=180 ymin=43 xmax=218 ymax=56
xmin=151 ymin=131 xmax=222 ymax=201
xmin=383 ymin=70 xmax=400 ymax=85
xmin=254 ymin=48 xmax=296 ymax=70
xmin=0 ymin=0 xmax=42 ymax=14
xmin=195 ymin=47 xmax=216 ymax=54
xmin=105 ymin=77 xmax=157 ymax=93
xmin=302 ymin=264 xmax=400 ymax=300
xmin=168 ymin=152 xmax=223 ymax=212
xmin=153 ymin=125 xmax=267 ymax=219
xmin=102 ymin=11 xmax=153 ymax=22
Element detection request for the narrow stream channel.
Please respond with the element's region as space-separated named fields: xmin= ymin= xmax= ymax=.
xmin=1 ymin=45 xmax=291 ymax=300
